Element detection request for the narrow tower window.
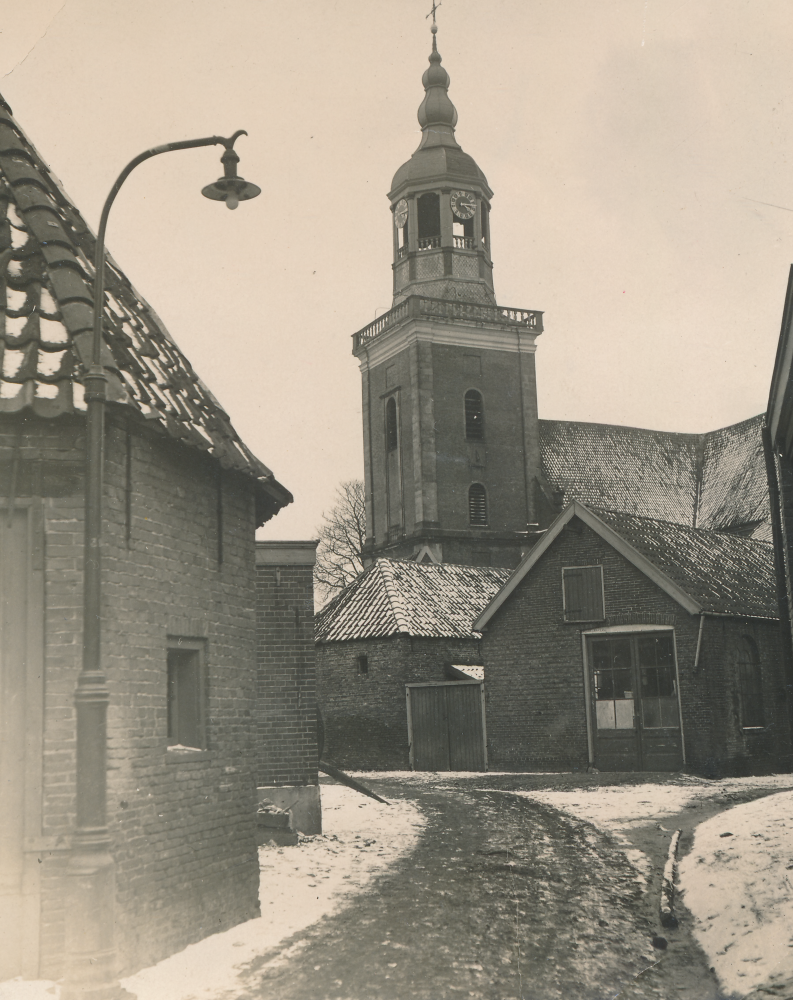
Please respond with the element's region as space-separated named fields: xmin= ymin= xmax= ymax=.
xmin=386 ymin=396 xmax=398 ymax=452
xmin=417 ymin=193 xmax=441 ymax=249
xmin=468 ymin=483 xmax=487 ymax=525
xmin=465 ymin=389 xmax=484 ymax=440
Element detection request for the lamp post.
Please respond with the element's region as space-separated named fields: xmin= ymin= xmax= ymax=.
xmin=63 ymin=133 xmax=260 ymax=1000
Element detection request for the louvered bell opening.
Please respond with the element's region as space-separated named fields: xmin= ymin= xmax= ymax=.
xmin=469 ymin=483 xmax=487 ymax=526
xmin=465 ymin=390 xmax=484 ymax=440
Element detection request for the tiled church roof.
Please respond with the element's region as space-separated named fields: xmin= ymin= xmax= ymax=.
xmin=539 ymin=414 xmax=770 ymax=542
xmin=314 ymin=558 xmax=511 ymax=642
xmin=592 ymin=507 xmax=778 ymax=619
xmin=0 ymin=93 xmax=290 ymax=522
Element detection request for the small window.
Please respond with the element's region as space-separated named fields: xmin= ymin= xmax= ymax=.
xmin=465 ymin=390 xmax=484 ymax=440
xmin=167 ymin=641 xmax=206 ymax=749
xmin=357 ymin=655 xmax=369 ymax=675
xmin=562 ymin=566 xmax=604 ymax=622
xmin=737 ymin=637 xmax=764 ymax=728
xmin=468 ymin=483 xmax=487 ymax=525
xmin=386 ymin=397 xmax=398 ymax=453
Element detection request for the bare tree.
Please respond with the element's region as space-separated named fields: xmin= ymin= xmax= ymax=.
xmin=314 ymin=479 xmax=367 ymax=605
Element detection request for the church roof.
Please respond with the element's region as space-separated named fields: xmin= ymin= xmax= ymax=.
xmin=539 ymin=414 xmax=770 ymax=541
xmin=474 ymin=502 xmax=778 ymax=630
xmin=0 ymin=93 xmax=291 ymax=524
xmin=314 ymin=558 xmax=511 ymax=642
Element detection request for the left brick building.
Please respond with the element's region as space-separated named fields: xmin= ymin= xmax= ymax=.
xmin=0 ymin=92 xmax=294 ymax=981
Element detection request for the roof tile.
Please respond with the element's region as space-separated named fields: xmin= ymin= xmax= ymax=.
xmin=315 ymin=559 xmax=511 ymax=642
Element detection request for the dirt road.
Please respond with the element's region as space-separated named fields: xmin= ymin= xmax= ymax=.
xmin=236 ymin=774 xmax=731 ymax=1000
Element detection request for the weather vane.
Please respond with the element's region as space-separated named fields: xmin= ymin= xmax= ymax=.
xmin=426 ymin=0 xmax=441 ymax=25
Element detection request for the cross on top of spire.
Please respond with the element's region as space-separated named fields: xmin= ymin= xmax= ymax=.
xmin=426 ymin=0 xmax=441 ymax=48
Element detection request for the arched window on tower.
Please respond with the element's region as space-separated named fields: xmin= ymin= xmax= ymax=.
xmin=386 ymin=396 xmax=398 ymax=453
xmin=465 ymin=389 xmax=484 ymax=440
xmin=737 ymin=636 xmax=764 ymax=728
xmin=417 ymin=193 xmax=440 ymax=250
xmin=468 ymin=483 xmax=487 ymax=526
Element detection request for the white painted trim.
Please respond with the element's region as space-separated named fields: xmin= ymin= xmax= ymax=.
xmin=480 ymin=684 xmax=489 ymax=772
xmin=580 ymin=633 xmax=595 ymax=765
xmin=405 ymin=686 xmax=414 ymax=770
xmin=582 ymin=623 xmax=675 ymax=635
xmin=671 ymin=630 xmax=687 ymax=767
xmin=359 ymin=319 xmax=538 ymax=369
xmin=473 ymin=501 xmax=702 ymax=630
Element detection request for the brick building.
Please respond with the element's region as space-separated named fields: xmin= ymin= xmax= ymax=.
xmin=0 ymin=93 xmax=296 ymax=981
xmin=316 ymin=23 xmax=792 ymax=778
xmin=474 ymin=502 xmax=791 ymax=777
xmin=255 ymin=540 xmax=321 ymax=832
xmin=315 ymin=559 xmax=507 ymax=769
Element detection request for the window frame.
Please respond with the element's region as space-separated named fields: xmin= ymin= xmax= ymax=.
xmin=562 ymin=565 xmax=606 ymax=623
xmin=468 ymin=482 xmax=488 ymax=526
xmin=464 ymin=388 xmax=485 ymax=441
xmin=737 ymin=636 xmax=765 ymax=730
xmin=385 ymin=394 xmax=399 ymax=454
xmin=166 ymin=637 xmax=207 ymax=750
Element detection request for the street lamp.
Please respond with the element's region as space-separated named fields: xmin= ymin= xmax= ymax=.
xmin=65 ymin=132 xmax=259 ymax=1000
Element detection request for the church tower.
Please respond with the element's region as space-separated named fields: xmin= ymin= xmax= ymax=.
xmin=353 ymin=19 xmax=545 ymax=568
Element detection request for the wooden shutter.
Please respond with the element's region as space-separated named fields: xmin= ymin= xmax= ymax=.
xmin=563 ymin=566 xmax=604 ymax=621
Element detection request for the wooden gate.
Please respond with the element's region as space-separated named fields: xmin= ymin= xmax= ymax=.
xmin=406 ymin=681 xmax=487 ymax=771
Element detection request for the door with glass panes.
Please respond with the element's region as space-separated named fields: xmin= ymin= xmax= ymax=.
xmin=588 ymin=632 xmax=683 ymax=771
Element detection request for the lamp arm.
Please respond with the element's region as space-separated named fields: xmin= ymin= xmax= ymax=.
xmin=91 ymin=133 xmax=244 ymax=365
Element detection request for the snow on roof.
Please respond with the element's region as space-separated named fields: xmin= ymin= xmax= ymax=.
xmin=540 ymin=414 xmax=770 ymax=542
xmin=315 ymin=558 xmax=511 ymax=642
xmin=0 ymin=93 xmax=291 ymax=524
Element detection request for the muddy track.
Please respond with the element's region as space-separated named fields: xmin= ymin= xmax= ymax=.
xmin=234 ymin=784 xmax=714 ymax=1000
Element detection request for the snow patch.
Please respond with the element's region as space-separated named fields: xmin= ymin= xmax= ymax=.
xmin=678 ymin=788 xmax=793 ymax=997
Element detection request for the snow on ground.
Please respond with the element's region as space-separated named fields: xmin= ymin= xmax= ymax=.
xmin=0 ymin=784 xmax=424 ymax=1000
xmin=678 ymin=789 xmax=793 ymax=998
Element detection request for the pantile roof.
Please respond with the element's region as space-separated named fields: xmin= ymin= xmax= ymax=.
xmin=314 ymin=558 xmax=511 ymax=642
xmin=474 ymin=502 xmax=778 ymax=631
xmin=592 ymin=507 xmax=778 ymax=619
xmin=0 ymin=93 xmax=290 ymax=523
xmin=539 ymin=414 xmax=770 ymax=542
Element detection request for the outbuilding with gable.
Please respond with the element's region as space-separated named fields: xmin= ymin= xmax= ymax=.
xmin=473 ymin=502 xmax=792 ymax=777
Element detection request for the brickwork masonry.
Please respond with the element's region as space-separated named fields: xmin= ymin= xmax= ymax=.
xmin=3 ymin=413 xmax=262 ymax=979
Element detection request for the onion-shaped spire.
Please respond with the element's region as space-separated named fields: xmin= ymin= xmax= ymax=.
xmin=416 ymin=22 xmax=459 ymax=149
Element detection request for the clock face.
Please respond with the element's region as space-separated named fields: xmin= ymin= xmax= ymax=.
xmin=394 ymin=199 xmax=409 ymax=228
xmin=450 ymin=190 xmax=476 ymax=220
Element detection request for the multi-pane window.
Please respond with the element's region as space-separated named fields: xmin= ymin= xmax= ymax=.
xmin=592 ymin=637 xmax=634 ymax=729
xmin=464 ymin=389 xmax=484 ymax=440
xmin=167 ymin=641 xmax=206 ymax=749
xmin=638 ymin=634 xmax=678 ymax=728
xmin=468 ymin=483 xmax=487 ymax=525
xmin=385 ymin=397 xmax=398 ymax=453
xmin=737 ymin=637 xmax=764 ymax=728
xmin=562 ymin=566 xmax=604 ymax=622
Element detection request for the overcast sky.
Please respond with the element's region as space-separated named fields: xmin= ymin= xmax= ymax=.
xmin=2 ymin=1 xmax=792 ymax=539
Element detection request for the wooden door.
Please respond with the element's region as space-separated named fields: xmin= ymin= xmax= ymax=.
xmin=589 ymin=632 xmax=683 ymax=772
xmin=0 ymin=506 xmax=43 ymax=978
xmin=408 ymin=682 xmax=486 ymax=771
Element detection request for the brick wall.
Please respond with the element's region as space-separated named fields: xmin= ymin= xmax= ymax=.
xmin=316 ymin=634 xmax=482 ymax=768
xmin=255 ymin=541 xmax=319 ymax=786
xmin=3 ymin=412 xmax=264 ymax=978
xmin=481 ymin=519 xmax=791 ymax=776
